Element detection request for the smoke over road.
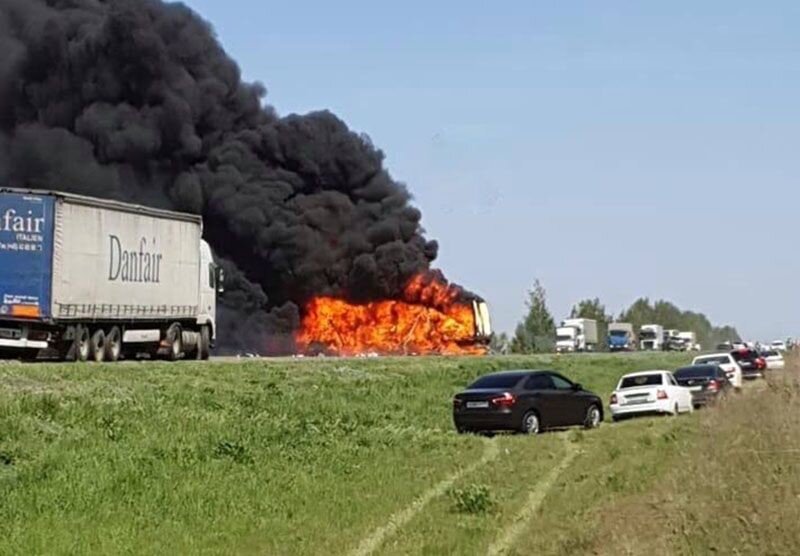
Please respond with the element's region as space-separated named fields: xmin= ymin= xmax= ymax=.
xmin=0 ymin=0 xmax=443 ymax=353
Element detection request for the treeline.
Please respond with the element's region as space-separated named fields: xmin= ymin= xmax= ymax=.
xmin=492 ymin=280 xmax=741 ymax=354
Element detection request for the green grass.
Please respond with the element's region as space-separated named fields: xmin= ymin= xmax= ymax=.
xmin=0 ymin=353 xmax=696 ymax=554
xmin=591 ymin=361 xmax=800 ymax=555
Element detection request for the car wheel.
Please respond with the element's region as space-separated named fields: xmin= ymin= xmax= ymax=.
xmin=521 ymin=411 xmax=540 ymax=435
xmin=455 ymin=425 xmax=472 ymax=435
xmin=673 ymin=403 xmax=679 ymax=416
xmin=584 ymin=404 xmax=602 ymax=429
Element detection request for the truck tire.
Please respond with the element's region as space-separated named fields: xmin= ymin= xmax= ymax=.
xmin=105 ymin=327 xmax=122 ymax=362
xmin=70 ymin=326 xmax=90 ymax=362
xmin=197 ymin=326 xmax=211 ymax=361
xmin=89 ymin=329 xmax=106 ymax=363
xmin=166 ymin=324 xmax=183 ymax=361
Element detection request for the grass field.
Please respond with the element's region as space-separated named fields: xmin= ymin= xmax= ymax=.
xmin=0 ymin=352 xmax=794 ymax=555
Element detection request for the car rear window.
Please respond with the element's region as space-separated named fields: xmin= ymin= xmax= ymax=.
xmin=620 ymin=374 xmax=664 ymax=388
xmin=731 ymin=350 xmax=757 ymax=362
xmin=763 ymin=350 xmax=780 ymax=357
xmin=468 ymin=374 xmax=523 ymax=389
xmin=695 ymin=356 xmax=728 ymax=365
xmin=674 ymin=366 xmax=716 ymax=379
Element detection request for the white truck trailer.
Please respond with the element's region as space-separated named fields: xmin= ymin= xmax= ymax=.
xmin=639 ymin=324 xmax=664 ymax=351
xmin=0 ymin=189 xmax=223 ymax=362
xmin=556 ymin=318 xmax=599 ymax=353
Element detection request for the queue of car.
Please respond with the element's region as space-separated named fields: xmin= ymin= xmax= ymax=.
xmin=452 ymin=345 xmax=784 ymax=435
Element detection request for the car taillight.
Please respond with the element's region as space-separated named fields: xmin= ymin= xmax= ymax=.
xmin=610 ymin=393 xmax=618 ymax=405
xmin=756 ymin=358 xmax=766 ymax=370
xmin=490 ymin=392 xmax=517 ymax=407
xmin=707 ymin=380 xmax=719 ymax=392
xmin=657 ymin=390 xmax=668 ymax=400
xmin=452 ymin=398 xmax=463 ymax=409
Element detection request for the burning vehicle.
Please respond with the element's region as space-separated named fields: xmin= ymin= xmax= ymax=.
xmin=295 ymin=272 xmax=492 ymax=356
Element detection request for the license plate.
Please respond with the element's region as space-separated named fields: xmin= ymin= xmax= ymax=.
xmin=625 ymin=398 xmax=650 ymax=405
xmin=466 ymin=401 xmax=489 ymax=409
xmin=689 ymin=386 xmax=702 ymax=392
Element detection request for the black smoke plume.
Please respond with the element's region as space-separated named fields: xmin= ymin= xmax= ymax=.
xmin=0 ymin=0 xmax=442 ymax=353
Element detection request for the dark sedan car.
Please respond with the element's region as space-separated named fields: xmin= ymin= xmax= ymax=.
xmin=674 ymin=364 xmax=732 ymax=407
xmin=731 ymin=349 xmax=766 ymax=380
xmin=452 ymin=370 xmax=603 ymax=435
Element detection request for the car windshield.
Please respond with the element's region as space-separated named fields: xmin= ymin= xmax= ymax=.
xmin=640 ymin=331 xmax=657 ymax=339
xmin=609 ymin=330 xmax=628 ymax=337
xmin=695 ymin=356 xmax=728 ymax=365
xmin=675 ymin=366 xmax=716 ymax=379
xmin=468 ymin=374 xmax=523 ymax=389
xmin=620 ymin=374 xmax=663 ymax=388
xmin=556 ymin=335 xmax=573 ymax=342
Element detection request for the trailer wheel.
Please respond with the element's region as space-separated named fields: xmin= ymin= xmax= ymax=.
xmin=70 ymin=326 xmax=90 ymax=362
xmin=197 ymin=326 xmax=211 ymax=361
xmin=166 ymin=324 xmax=183 ymax=361
xmin=105 ymin=327 xmax=122 ymax=362
xmin=89 ymin=329 xmax=106 ymax=363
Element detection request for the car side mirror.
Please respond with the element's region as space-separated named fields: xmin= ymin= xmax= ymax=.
xmin=573 ymin=383 xmax=583 ymax=391
xmin=215 ymin=267 xmax=225 ymax=294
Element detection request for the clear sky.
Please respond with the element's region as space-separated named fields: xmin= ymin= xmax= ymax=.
xmin=184 ymin=0 xmax=799 ymax=341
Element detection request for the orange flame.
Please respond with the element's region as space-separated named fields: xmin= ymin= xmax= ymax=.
xmin=295 ymin=273 xmax=486 ymax=356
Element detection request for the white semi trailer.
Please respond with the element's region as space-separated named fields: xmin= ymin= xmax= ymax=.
xmin=0 ymin=189 xmax=223 ymax=362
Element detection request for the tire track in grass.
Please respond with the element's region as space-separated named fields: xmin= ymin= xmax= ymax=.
xmin=486 ymin=440 xmax=579 ymax=556
xmin=349 ymin=438 xmax=500 ymax=556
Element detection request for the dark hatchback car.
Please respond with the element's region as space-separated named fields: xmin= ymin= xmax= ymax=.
xmin=731 ymin=349 xmax=766 ymax=380
xmin=674 ymin=364 xmax=732 ymax=407
xmin=452 ymin=370 xmax=603 ymax=435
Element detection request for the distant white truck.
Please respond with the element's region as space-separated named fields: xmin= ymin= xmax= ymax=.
xmin=639 ymin=324 xmax=664 ymax=351
xmin=678 ymin=331 xmax=700 ymax=351
xmin=556 ymin=318 xmax=599 ymax=353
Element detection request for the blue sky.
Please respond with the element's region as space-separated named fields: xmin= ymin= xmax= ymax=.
xmin=185 ymin=0 xmax=800 ymax=341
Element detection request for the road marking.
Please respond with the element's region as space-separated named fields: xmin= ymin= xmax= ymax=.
xmin=350 ymin=439 xmax=500 ymax=556
xmin=486 ymin=442 xmax=579 ymax=556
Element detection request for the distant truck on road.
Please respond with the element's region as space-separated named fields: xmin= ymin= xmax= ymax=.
xmin=664 ymin=329 xmax=685 ymax=351
xmin=607 ymin=322 xmax=637 ymax=351
xmin=678 ymin=331 xmax=700 ymax=351
xmin=639 ymin=324 xmax=664 ymax=351
xmin=0 ymin=189 xmax=223 ymax=362
xmin=556 ymin=318 xmax=599 ymax=353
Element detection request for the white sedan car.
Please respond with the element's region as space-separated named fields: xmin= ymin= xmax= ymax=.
xmin=762 ymin=350 xmax=785 ymax=370
xmin=610 ymin=370 xmax=694 ymax=421
xmin=771 ymin=341 xmax=788 ymax=352
xmin=692 ymin=353 xmax=743 ymax=389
